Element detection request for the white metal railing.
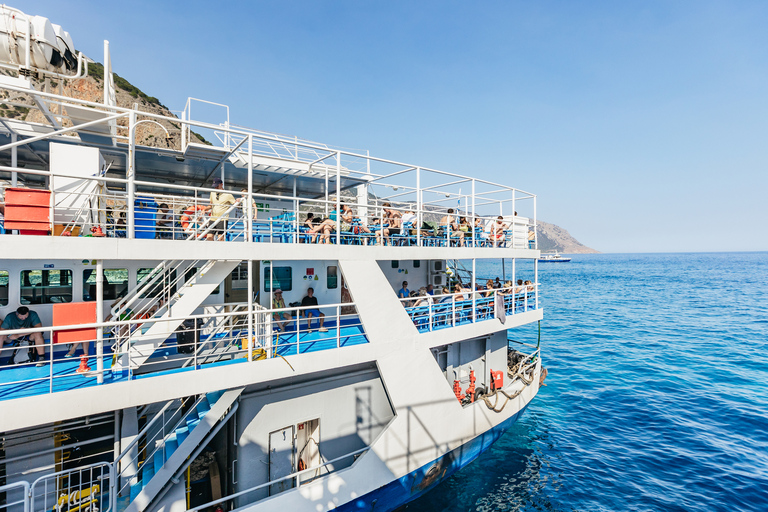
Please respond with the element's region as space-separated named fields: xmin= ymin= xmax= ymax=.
xmin=187 ymin=446 xmax=370 ymax=512
xmin=0 ymin=168 xmax=536 ymax=249
xmin=4 ymin=444 xmax=369 ymax=512
xmin=401 ymin=285 xmax=540 ymax=332
xmin=29 ymin=462 xmax=112 ymax=512
xmin=0 ymin=81 xmax=538 ymax=250
xmin=0 ymin=301 xmax=365 ymax=401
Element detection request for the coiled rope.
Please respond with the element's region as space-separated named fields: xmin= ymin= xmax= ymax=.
xmin=480 ymin=355 xmax=537 ymax=413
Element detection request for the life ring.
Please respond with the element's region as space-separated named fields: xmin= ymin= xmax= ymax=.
xmin=181 ymin=205 xmax=207 ymax=233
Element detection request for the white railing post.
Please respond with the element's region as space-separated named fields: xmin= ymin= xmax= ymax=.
xmin=471 ymin=178 xmax=476 ymax=247
xmin=247 ymin=259 xmax=253 ymax=362
xmin=428 ymin=300 xmax=433 ymax=331
xmin=533 ymin=195 xmax=538 ymax=250
xmin=416 ymin=167 xmax=421 ymax=247
xmin=471 ymin=258 xmax=476 ymax=323
xmin=127 ymin=111 xmax=136 ymax=239
xmin=96 ymin=259 xmax=104 ymax=384
xmin=247 ymin=135 xmax=253 ymax=243
xmin=535 ymin=259 xmax=539 ymax=309
xmin=336 ymin=305 xmax=341 ymax=348
xmin=512 ymin=258 xmax=516 ymax=315
xmin=452 ymin=295 xmax=456 ymax=326
xmin=336 ymin=151 xmax=341 ymax=245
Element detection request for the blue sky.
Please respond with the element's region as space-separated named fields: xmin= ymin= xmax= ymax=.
xmin=28 ymin=0 xmax=768 ymax=252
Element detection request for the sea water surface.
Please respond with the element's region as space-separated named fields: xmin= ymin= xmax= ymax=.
xmin=405 ymin=252 xmax=768 ymax=512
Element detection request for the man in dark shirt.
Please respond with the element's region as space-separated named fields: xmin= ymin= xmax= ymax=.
xmin=301 ymin=287 xmax=327 ymax=333
xmin=0 ymin=306 xmax=46 ymax=365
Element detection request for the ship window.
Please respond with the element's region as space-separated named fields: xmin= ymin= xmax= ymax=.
xmin=184 ymin=268 xmax=220 ymax=294
xmin=231 ymin=262 xmax=249 ymax=290
xmin=0 ymin=270 xmax=8 ymax=306
xmin=327 ymin=266 xmax=338 ymax=289
xmin=137 ymin=268 xmax=177 ymax=299
xmin=264 ymin=266 xmax=292 ymax=292
xmin=83 ymin=269 xmax=129 ymax=301
xmin=413 ymin=260 xmax=421 ymax=268
xmin=391 ymin=261 xmax=399 ymax=269
xmin=20 ymin=269 xmax=73 ymax=305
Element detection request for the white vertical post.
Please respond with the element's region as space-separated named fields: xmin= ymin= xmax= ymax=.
xmin=293 ymin=177 xmax=298 ymax=243
xmin=336 ymin=305 xmax=341 ymax=348
xmin=247 ymin=135 xmax=253 ymax=243
xmin=533 ymin=195 xmax=538 ymax=250
xmin=10 ymin=133 xmax=17 ymax=186
xmin=471 ymin=258 xmax=476 ymax=323
xmin=96 ymin=259 xmax=104 ymax=384
xmin=103 ymin=41 xmax=110 ymax=106
xmin=471 ymin=179 xmax=476 ymax=247
xmin=416 ymin=167 xmax=421 ymax=247
xmin=336 ymin=151 xmax=341 ymax=245
xmin=247 ymin=259 xmax=253 ymax=362
xmin=512 ymin=189 xmax=516 ymax=248
xmin=181 ymin=111 xmax=186 ymax=151
xmin=127 ymin=111 xmax=136 ymax=239
xmin=512 ymin=258 xmax=516 ymax=315
xmin=534 ymin=259 xmax=539 ymax=309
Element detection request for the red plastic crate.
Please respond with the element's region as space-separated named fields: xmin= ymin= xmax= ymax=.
xmin=5 ymin=187 xmax=51 ymax=207
xmin=18 ymin=229 xmax=49 ymax=236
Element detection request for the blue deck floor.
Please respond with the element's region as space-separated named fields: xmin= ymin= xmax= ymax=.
xmin=0 ymin=319 xmax=368 ymax=402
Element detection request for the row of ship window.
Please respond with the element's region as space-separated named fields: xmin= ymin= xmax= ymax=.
xmin=0 ymin=266 xmax=337 ymax=305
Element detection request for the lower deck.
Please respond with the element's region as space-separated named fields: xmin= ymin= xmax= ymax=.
xmin=0 ymin=318 xmax=368 ymax=401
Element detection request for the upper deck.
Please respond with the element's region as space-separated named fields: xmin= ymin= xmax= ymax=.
xmin=0 ymin=81 xmax=538 ymax=258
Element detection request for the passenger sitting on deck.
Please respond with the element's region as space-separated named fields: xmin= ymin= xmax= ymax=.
xmin=515 ymin=279 xmax=524 ymax=294
xmin=397 ymin=281 xmax=410 ymax=301
xmin=271 ymin=289 xmax=292 ymax=332
xmin=156 ymin=203 xmax=173 ymax=239
xmin=375 ymin=203 xmax=402 ymax=245
xmin=490 ymin=216 xmax=508 ymax=247
xmin=439 ymin=209 xmax=465 ymax=246
xmin=0 ymin=306 xmax=46 ymax=366
xmin=413 ymin=287 xmax=433 ymax=307
xmin=301 ymin=287 xmax=328 ymax=333
xmin=302 ymin=213 xmax=319 ymax=243
xmin=484 ymin=279 xmax=496 ymax=298
xmin=439 ymin=287 xmax=452 ymax=303
xmin=207 ymin=177 xmax=236 ymax=241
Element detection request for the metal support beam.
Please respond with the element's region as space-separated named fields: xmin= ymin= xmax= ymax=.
xmin=96 ymin=259 xmax=104 ymax=384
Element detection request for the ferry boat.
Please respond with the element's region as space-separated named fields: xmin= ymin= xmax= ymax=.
xmin=538 ymin=252 xmax=572 ymax=262
xmin=0 ymin=7 xmax=544 ymax=512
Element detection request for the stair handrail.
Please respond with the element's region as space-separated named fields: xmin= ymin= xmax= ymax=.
xmin=186 ymin=201 xmax=242 ymax=241
xmin=110 ymin=260 xmax=182 ymax=318
xmin=128 ymin=259 xmax=205 ymax=321
xmin=114 ymin=399 xmax=177 ymax=466
xmin=185 ymin=306 xmax=250 ymax=368
xmin=115 ymin=394 xmax=209 ymax=497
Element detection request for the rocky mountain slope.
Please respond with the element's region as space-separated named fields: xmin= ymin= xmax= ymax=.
xmin=537 ymin=220 xmax=598 ymax=253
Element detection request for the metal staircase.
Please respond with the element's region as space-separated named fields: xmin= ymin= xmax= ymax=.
xmin=116 ymin=388 xmax=244 ymax=512
xmin=112 ymin=259 xmax=241 ymax=372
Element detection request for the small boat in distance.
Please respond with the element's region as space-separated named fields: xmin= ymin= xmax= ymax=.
xmin=539 ymin=252 xmax=572 ymax=262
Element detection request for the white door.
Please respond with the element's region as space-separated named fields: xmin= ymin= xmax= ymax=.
xmin=269 ymin=426 xmax=295 ymax=495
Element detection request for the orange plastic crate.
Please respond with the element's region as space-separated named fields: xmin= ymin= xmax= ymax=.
xmin=5 ymin=187 xmax=51 ymax=207
xmin=52 ymin=302 xmax=97 ymax=345
xmin=4 ymin=205 xmax=50 ymax=223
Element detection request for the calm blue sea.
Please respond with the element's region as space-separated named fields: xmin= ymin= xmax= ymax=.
xmin=406 ymin=252 xmax=768 ymax=512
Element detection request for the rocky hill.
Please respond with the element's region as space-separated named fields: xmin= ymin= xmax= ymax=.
xmin=3 ymin=62 xmax=207 ymax=149
xmin=537 ymin=220 xmax=598 ymax=253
